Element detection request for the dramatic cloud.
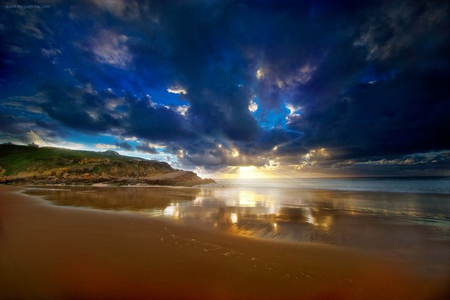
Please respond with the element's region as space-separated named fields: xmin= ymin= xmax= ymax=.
xmin=115 ymin=141 xmax=133 ymax=151
xmin=167 ymin=87 xmax=187 ymax=95
xmin=0 ymin=0 xmax=448 ymax=176
xmin=136 ymin=142 xmax=158 ymax=154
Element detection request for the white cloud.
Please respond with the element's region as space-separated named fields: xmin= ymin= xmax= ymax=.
xmin=143 ymin=94 xmax=157 ymax=108
xmin=298 ymin=148 xmax=330 ymax=169
xmin=286 ymin=104 xmax=299 ymax=115
xmin=41 ymin=47 xmax=62 ymax=64
xmin=285 ymin=104 xmax=302 ymax=123
xmin=41 ymin=48 xmax=61 ymax=58
xmin=256 ymin=68 xmax=264 ymax=80
xmin=91 ymin=29 xmax=132 ymax=68
xmin=176 ymin=105 xmax=189 ymax=116
xmin=26 ymin=130 xmax=84 ymax=150
xmin=53 ymin=141 xmax=86 ymax=150
xmin=137 ymin=141 xmax=166 ymax=149
xmin=167 ymin=86 xmax=187 ymax=95
xmin=95 ymin=143 xmax=118 ymax=150
xmin=105 ymin=97 xmax=125 ymax=110
xmin=87 ymin=110 xmax=99 ymax=121
xmin=248 ymin=99 xmax=258 ymax=112
xmin=27 ymin=130 xmax=46 ymax=146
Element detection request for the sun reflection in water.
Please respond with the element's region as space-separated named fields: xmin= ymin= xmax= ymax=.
xmin=304 ymin=208 xmax=315 ymax=225
xmin=163 ymin=205 xmax=175 ymax=216
xmin=238 ymin=190 xmax=259 ymax=207
xmin=273 ymin=222 xmax=278 ymax=232
xmin=160 ymin=188 xmax=335 ymax=237
xmin=163 ymin=204 xmax=180 ymax=218
xmin=303 ymin=207 xmax=333 ymax=228
xmin=193 ymin=198 xmax=203 ymax=206
xmin=230 ymin=213 xmax=238 ymax=224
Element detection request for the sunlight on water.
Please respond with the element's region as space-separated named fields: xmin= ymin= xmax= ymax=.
xmin=230 ymin=213 xmax=238 ymax=224
xmin=25 ymin=182 xmax=450 ymax=276
xmin=238 ymin=190 xmax=259 ymax=207
xmin=164 ymin=204 xmax=180 ymax=218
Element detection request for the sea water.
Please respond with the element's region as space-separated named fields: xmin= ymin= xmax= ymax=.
xmin=215 ymin=176 xmax=450 ymax=194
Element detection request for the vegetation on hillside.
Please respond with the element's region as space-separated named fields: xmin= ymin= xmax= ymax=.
xmin=0 ymin=144 xmax=173 ymax=177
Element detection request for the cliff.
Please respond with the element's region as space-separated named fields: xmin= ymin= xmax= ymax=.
xmin=0 ymin=144 xmax=215 ymax=186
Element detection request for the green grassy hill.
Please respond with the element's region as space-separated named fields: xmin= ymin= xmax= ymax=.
xmin=0 ymin=144 xmax=173 ymax=177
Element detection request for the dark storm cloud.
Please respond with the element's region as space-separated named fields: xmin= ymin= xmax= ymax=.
xmin=0 ymin=0 xmax=449 ymax=173
xmin=233 ymin=128 xmax=304 ymax=157
xmin=115 ymin=141 xmax=133 ymax=151
xmin=289 ymin=69 xmax=450 ymax=159
xmin=123 ymin=94 xmax=193 ymax=141
xmin=37 ymin=83 xmax=194 ymax=142
xmin=0 ymin=113 xmax=23 ymax=135
xmin=283 ymin=0 xmax=450 ymax=160
xmin=40 ymin=83 xmax=121 ymax=133
xmin=134 ymin=1 xmax=260 ymax=141
xmin=136 ymin=143 xmax=158 ymax=154
xmin=34 ymin=120 xmax=68 ymax=138
xmin=0 ymin=112 xmax=68 ymax=145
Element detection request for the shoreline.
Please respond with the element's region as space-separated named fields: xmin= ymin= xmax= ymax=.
xmin=1 ymin=186 xmax=449 ymax=299
xmin=2 ymin=177 xmax=448 ymax=197
xmin=8 ymin=181 xmax=448 ymax=196
xmin=17 ymin=185 xmax=450 ymax=275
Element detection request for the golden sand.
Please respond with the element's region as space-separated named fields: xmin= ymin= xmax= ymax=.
xmin=0 ymin=187 xmax=448 ymax=299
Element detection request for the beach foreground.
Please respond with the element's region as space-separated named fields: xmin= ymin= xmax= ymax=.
xmin=0 ymin=187 xmax=448 ymax=299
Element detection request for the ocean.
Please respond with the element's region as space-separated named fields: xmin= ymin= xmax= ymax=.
xmin=215 ymin=176 xmax=450 ymax=194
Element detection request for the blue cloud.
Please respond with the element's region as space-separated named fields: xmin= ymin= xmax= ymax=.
xmin=0 ymin=0 xmax=449 ymax=175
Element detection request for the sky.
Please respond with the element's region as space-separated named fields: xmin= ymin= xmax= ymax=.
xmin=0 ymin=0 xmax=449 ymax=178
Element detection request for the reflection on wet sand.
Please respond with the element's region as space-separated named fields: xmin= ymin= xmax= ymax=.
xmin=163 ymin=188 xmax=449 ymax=278
xmin=3 ymin=186 xmax=449 ymax=300
xmin=25 ymin=186 xmax=450 ymax=276
xmin=26 ymin=187 xmax=200 ymax=212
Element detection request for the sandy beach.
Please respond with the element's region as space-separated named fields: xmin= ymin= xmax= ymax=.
xmin=0 ymin=186 xmax=448 ymax=300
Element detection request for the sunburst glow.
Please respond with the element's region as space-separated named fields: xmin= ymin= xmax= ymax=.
xmin=238 ymin=166 xmax=272 ymax=179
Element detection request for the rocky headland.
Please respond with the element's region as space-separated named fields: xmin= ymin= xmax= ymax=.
xmin=0 ymin=144 xmax=215 ymax=186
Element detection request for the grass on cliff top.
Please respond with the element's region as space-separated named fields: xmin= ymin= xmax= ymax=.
xmin=0 ymin=144 xmax=172 ymax=176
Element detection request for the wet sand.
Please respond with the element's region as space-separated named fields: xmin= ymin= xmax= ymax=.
xmin=0 ymin=187 xmax=448 ymax=299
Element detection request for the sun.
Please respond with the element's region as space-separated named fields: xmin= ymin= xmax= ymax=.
xmin=238 ymin=166 xmax=271 ymax=179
